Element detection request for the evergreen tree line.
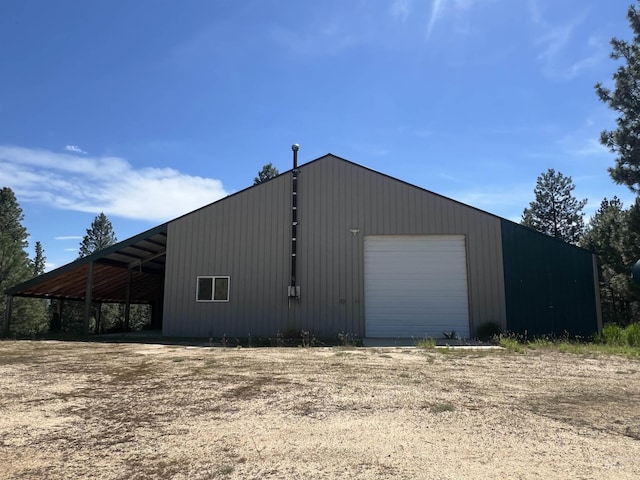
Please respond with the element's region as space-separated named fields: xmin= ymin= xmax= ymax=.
xmin=0 ymin=188 xmax=48 ymax=336
xmin=589 ymin=1 xmax=640 ymax=326
xmin=5 ymin=2 xmax=640 ymax=334
xmin=520 ymin=2 xmax=640 ymax=326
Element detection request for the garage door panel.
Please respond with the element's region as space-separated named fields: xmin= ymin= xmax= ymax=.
xmin=364 ymin=235 xmax=470 ymax=338
xmin=367 ymin=305 xmax=469 ymax=314
xmin=366 ymin=281 xmax=467 ymax=292
xmin=367 ymin=297 xmax=468 ymax=307
xmin=366 ymin=320 xmax=468 ymax=329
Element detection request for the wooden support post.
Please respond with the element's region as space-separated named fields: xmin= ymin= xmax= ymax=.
xmin=150 ymin=301 xmax=157 ymax=330
xmin=84 ymin=261 xmax=94 ymax=335
xmin=50 ymin=299 xmax=63 ymax=332
xmin=95 ymin=302 xmax=102 ymax=334
xmin=3 ymin=295 xmax=13 ymax=337
xmin=57 ymin=299 xmax=63 ymax=332
xmin=124 ymin=268 xmax=132 ymax=332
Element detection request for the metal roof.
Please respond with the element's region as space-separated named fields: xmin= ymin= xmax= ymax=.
xmin=5 ymin=224 xmax=168 ymax=303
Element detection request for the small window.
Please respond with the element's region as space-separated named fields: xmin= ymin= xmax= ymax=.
xmin=196 ymin=276 xmax=230 ymax=302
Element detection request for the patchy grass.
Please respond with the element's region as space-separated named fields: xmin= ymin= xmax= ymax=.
xmin=428 ymin=401 xmax=456 ymax=413
xmin=213 ymin=465 xmax=235 ymax=477
xmin=416 ymin=324 xmax=640 ymax=358
xmin=497 ymin=333 xmax=527 ymax=353
xmin=1 ymin=341 xmax=640 ymax=479
xmin=509 ymin=330 xmax=640 ymax=358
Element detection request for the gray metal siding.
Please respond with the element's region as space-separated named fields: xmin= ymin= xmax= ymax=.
xmin=163 ymin=174 xmax=291 ymax=337
xmin=163 ymin=155 xmax=507 ymax=338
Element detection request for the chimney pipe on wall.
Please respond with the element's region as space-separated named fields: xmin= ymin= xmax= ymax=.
xmin=292 ymin=143 xmax=299 ymax=169
xmin=289 ymin=144 xmax=301 ymax=304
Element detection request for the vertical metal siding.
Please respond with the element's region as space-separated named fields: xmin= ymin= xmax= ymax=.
xmin=163 ymin=155 xmax=507 ymax=337
xmin=164 ymin=174 xmax=291 ymax=337
xmin=501 ymin=220 xmax=599 ymax=337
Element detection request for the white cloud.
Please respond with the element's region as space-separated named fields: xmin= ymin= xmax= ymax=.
xmin=453 ymin=187 xmax=532 ymax=211
xmin=351 ymin=142 xmax=390 ymax=157
xmin=0 ymin=145 xmax=229 ymax=222
xmin=532 ymin=11 xmax=605 ymax=81
xmin=424 ymin=0 xmax=495 ymax=41
xmin=527 ymin=0 xmax=543 ymax=25
xmin=438 ymin=172 xmax=471 ymax=184
xmin=425 ymin=0 xmax=443 ymax=40
xmin=558 ymin=115 xmax=612 ymax=158
xmin=562 ymin=137 xmax=608 ymax=157
xmin=65 ymin=145 xmax=87 ymax=154
xmin=443 ymin=182 xmax=534 ymax=219
xmin=391 ymin=0 xmax=411 ymax=22
xmin=535 ymin=22 xmax=574 ymax=63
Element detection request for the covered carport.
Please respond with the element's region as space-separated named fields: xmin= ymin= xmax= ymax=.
xmin=3 ymin=224 xmax=168 ymax=336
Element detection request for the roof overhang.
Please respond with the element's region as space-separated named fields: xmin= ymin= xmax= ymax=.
xmin=5 ymin=224 xmax=168 ymax=304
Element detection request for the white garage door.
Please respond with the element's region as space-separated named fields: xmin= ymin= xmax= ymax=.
xmin=364 ymin=235 xmax=470 ymax=338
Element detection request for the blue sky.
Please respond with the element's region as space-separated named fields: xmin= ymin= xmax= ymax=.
xmin=0 ymin=0 xmax=636 ymax=271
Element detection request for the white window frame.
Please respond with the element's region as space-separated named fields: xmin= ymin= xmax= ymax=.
xmin=196 ymin=276 xmax=230 ymax=302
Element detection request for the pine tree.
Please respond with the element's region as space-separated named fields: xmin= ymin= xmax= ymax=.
xmin=624 ymin=198 xmax=640 ymax=260
xmin=595 ymin=2 xmax=640 ymax=192
xmin=623 ymin=198 xmax=640 ymax=302
xmin=0 ymin=187 xmax=29 ymax=332
xmin=32 ymin=241 xmax=46 ymax=276
xmin=15 ymin=241 xmax=50 ymax=336
xmin=78 ymin=212 xmax=117 ymax=258
xmin=522 ymin=169 xmax=587 ymax=244
xmin=253 ymin=163 xmax=280 ymax=185
xmin=0 ymin=188 xmax=49 ymax=336
xmin=0 ymin=187 xmax=29 ymax=282
xmin=581 ymin=197 xmax=638 ymax=324
xmin=73 ymin=213 xmax=151 ymax=334
xmin=593 ymin=3 xmax=640 ymax=322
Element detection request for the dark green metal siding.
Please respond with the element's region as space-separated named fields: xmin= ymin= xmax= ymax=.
xmin=501 ymin=220 xmax=598 ymax=337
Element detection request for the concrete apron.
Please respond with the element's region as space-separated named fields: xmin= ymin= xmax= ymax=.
xmin=363 ymin=337 xmax=502 ymax=349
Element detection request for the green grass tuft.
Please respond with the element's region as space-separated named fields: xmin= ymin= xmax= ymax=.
xmin=416 ymin=337 xmax=436 ymax=349
xmin=597 ymin=323 xmax=640 ymax=349
xmin=498 ymin=333 xmax=527 ymax=353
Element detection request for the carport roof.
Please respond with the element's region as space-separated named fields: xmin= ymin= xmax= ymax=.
xmin=5 ymin=223 xmax=168 ymax=303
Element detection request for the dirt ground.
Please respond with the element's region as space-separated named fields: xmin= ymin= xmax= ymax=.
xmin=0 ymin=341 xmax=639 ymax=479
